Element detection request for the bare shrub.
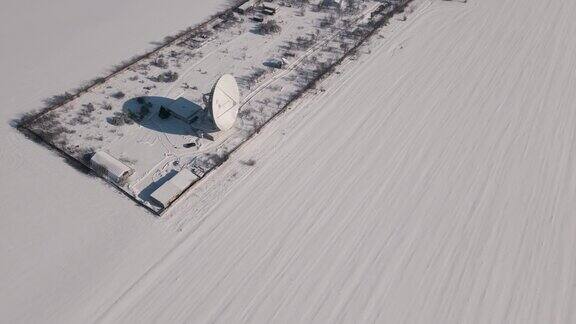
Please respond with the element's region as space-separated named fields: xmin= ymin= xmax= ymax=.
xmin=107 ymin=111 xmax=134 ymax=126
xmin=79 ymin=103 xmax=95 ymax=117
xmin=151 ymin=57 xmax=168 ymax=69
xmin=151 ymin=71 xmax=179 ymax=82
xmin=204 ymin=152 xmax=229 ymax=167
xmin=34 ymin=112 xmax=60 ymax=129
xmin=86 ymin=134 xmax=104 ymax=141
xmin=241 ymin=159 xmax=256 ymax=166
xmin=31 ymin=111 xmax=77 ymax=143
xmin=69 ymin=116 xmax=89 ymax=125
xmin=240 ymin=68 xmax=268 ymax=88
xmin=295 ymin=35 xmax=316 ymax=50
xmin=238 ymin=109 xmax=254 ymax=121
xmin=107 ymin=116 xmax=124 ymax=126
xmin=15 ymin=110 xmax=39 ymax=127
xmin=254 ymin=20 xmax=281 ymax=35
xmin=110 ymin=55 xmax=142 ymax=75
xmin=44 ymin=92 xmax=74 ymax=107
xmin=213 ymin=12 xmax=241 ymax=31
xmin=75 ymin=77 xmax=105 ymax=93
xmin=345 ymin=0 xmax=361 ymax=14
xmin=319 ymin=15 xmax=336 ymax=28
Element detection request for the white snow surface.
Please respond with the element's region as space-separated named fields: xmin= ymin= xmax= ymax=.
xmin=3 ymin=0 xmax=576 ymax=323
xmin=0 ymin=0 xmax=229 ymax=322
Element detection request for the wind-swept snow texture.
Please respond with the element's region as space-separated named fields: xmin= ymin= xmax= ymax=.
xmin=0 ymin=0 xmax=229 ymax=323
xmin=4 ymin=0 xmax=576 ymax=323
xmin=100 ymin=0 xmax=576 ymax=323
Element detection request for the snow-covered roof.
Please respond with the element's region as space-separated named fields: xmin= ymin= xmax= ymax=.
xmin=240 ymin=0 xmax=258 ymax=8
xmin=238 ymin=2 xmax=253 ymax=11
xmin=150 ymin=169 xmax=198 ymax=208
xmin=90 ymin=151 xmax=133 ymax=183
xmin=167 ymin=97 xmax=203 ymax=122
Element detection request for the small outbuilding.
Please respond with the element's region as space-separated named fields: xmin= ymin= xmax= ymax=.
xmin=90 ymin=151 xmax=134 ymax=185
xmin=150 ymin=169 xmax=198 ymax=208
xmin=236 ymin=1 xmax=255 ymax=14
xmin=261 ymin=4 xmax=277 ymax=14
xmin=166 ymin=97 xmax=203 ymax=123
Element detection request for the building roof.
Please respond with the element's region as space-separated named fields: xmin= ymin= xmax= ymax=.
xmin=167 ymin=97 xmax=203 ymax=122
xmin=150 ymin=169 xmax=198 ymax=208
xmin=90 ymin=151 xmax=133 ymax=181
xmin=238 ymin=2 xmax=253 ymax=10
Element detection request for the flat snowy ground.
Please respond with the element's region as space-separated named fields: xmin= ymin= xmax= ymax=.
xmin=3 ymin=0 xmax=576 ymax=323
xmin=0 ymin=0 xmax=229 ymax=322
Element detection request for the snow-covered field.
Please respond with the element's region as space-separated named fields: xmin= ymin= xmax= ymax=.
xmin=3 ymin=0 xmax=576 ymax=323
xmin=0 ymin=0 xmax=230 ymax=322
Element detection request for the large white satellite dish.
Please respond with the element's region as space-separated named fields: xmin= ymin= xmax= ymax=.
xmin=210 ymin=74 xmax=240 ymax=131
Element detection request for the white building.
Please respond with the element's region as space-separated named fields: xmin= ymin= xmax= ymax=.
xmin=166 ymin=96 xmax=203 ymax=123
xmin=90 ymin=151 xmax=134 ymax=185
xmin=236 ymin=0 xmax=260 ymax=14
xmin=150 ymin=169 xmax=198 ymax=208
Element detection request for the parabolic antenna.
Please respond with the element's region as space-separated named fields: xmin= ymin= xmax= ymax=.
xmin=210 ymin=74 xmax=240 ymax=131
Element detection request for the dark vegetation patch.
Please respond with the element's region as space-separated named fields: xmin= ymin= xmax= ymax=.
xmin=107 ymin=111 xmax=135 ymax=126
xmin=253 ymin=20 xmax=282 ymax=35
xmin=204 ymin=152 xmax=229 ymax=168
xmin=45 ymin=92 xmax=75 ymax=107
xmin=150 ymin=71 xmax=179 ymax=83
xmin=151 ymin=57 xmax=168 ymax=69
xmin=239 ymin=68 xmax=269 ymax=88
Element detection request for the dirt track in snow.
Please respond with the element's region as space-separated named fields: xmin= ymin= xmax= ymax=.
xmin=97 ymin=0 xmax=576 ymax=322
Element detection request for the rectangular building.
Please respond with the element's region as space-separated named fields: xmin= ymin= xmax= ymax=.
xmin=90 ymin=151 xmax=134 ymax=185
xmin=167 ymin=97 xmax=203 ymax=123
xmin=150 ymin=169 xmax=199 ymax=208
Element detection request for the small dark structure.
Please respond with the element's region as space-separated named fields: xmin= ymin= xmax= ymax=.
xmin=183 ymin=142 xmax=196 ymax=148
xmin=159 ymin=106 xmax=171 ymax=119
xmin=261 ymin=8 xmax=275 ymax=15
xmin=264 ymin=58 xmax=285 ymax=69
xmin=262 ymin=5 xmax=277 ymax=13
